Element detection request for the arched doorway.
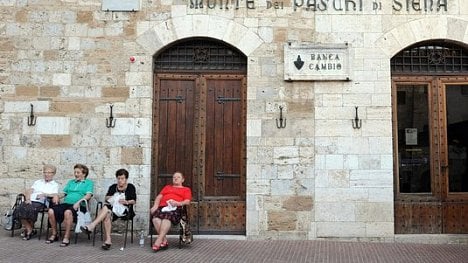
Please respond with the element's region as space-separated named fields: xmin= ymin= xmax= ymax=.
xmin=151 ymin=38 xmax=247 ymax=234
xmin=391 ymin=40 xmax=468 ymax=234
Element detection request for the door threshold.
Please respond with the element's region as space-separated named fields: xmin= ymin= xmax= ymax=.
xmin=395 ymin=234 xmax=468 ymax=244
xmin=165 ymin=234 xmax=246 ymax=240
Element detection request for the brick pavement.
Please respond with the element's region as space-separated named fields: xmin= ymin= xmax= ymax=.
xmin=1 ymin=232 xmax=467 ymax=263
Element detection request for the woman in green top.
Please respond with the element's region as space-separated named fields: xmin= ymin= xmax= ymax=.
xmin=46 ymin=164 xmax=94 ymax=247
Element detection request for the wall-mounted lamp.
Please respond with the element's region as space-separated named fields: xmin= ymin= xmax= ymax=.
xmin=352 ymin=106 xmax=362 ymax=129
xmin=276 ymin=106 xmax=287 ymax=129
xmin=27 ymin=104 xmax=36 ymax=126
xmin=106 ymin=104 xmax=116 ymax=128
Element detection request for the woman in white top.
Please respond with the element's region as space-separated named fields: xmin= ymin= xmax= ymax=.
xmin=17 ymin=164 xmax=59 ymax=240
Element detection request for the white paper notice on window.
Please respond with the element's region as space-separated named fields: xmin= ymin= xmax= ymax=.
xmin=405 ymin=128 xmax=418 ymax=145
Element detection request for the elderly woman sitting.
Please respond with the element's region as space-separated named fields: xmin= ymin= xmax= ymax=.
xmin=80 ymin=168 xmax=137 ymax=250
xmin=46 ymin=164 xmax=94 ymax=247
xmin=15 ymin=164 xmax=59 ymax=240
xmin=150 ymin=171 xmax=192 ymax=252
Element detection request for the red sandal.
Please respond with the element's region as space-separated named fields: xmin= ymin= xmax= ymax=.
xmin=160 ymin=241 xmax=169 ymax=250
xmin=152 ymin=243 xmax=161 ymax=252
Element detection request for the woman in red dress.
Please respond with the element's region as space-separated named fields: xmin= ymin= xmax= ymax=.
xmin=150 ymin=171 xmax=192 ymax=252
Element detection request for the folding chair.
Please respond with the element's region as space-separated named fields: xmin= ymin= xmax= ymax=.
xmin=36 ymin=201 xmax=51 ymax=240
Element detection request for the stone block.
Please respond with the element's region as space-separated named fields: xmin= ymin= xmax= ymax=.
xmin=76 ymin=11 xmax=93 ymax=24
xmin=273 ymin=146 xmax=299 ymax=165
xmin=125 ymin=72 xmax=150 ymax=86
xmin=102 ymin=87 xmax=129 ymax=98
xmin=350 ymin=170 xmax=393 ymax=188
xmin=368 ymin=187 xmax=393 ymax=202
xmin=271 ymin=180 xmax=294 ymax=195
xmin=316 ymin=202 xmax=356 ymax=222
xmin=52 ymin=73 xmax=71 ymax=86
xmin=16 ymin=86 xmax=39 ymax=96
xmin=40 ymin=135 xmax=71 ymax=148
xmin=247 ymin=179 xmax=270 ymax=195
xmin=267 ymin=211 xmax=297 ymax=231
xmin=40 ymin=86 xmax=60 ymax=97
xmin=358 ymin=155 xmax=381 ymax=170
xmin=316 ymin=222 xmax=366 ymax=238
xmin=247 ymin=119 xmax=262 ymax=137
xmin=282 ymin=196 xmax=313 ymax=211
xmin=366 ymin=222 xmax=394 ymax=237
xmin=356 ymin=202 xmax=393 ymax=222
xmin=326 ymin=154 xmax=344 ymax=169
xmin=50 ymin=101 xmax=81 ymax=113
xmin=121 ymin=147 xmax=143 ymax=165
xmin=32 ymin=117 xmax=70 ymax=135
xmin=111 ymin=118 xmax=135 ymax=136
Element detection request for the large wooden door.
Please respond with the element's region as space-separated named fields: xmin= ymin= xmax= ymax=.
xmin=392 ymin=76 xmax=468 ymax=234
xmin=152 ymin=74 xmax=246 ymax=234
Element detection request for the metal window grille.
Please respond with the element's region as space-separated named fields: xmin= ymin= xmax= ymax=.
xmin=391 ymin=41 xmax=468 ymax=75
xmin=154 ymin=38 xmax=247 ymax=72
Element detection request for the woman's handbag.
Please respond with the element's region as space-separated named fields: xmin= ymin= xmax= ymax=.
xmin=74 ymin=200 xmax=92 ymax=233
xmin=3 ymin=194 xmax=25 ymax=231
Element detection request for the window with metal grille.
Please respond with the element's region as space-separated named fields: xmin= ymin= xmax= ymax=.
xmin=154 ymin=38 xmax=247 ymax=72
xmin=391 ymin=40 xmax=468 ymax=75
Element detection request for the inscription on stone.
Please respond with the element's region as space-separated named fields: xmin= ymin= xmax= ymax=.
xmin=284 ymin=43 xmax=350 ymax=81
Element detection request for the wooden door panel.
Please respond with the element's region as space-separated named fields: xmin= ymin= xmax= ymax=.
xmin=199 ymin=75 xmax=246 ymax=234
xmin=443 ymin=203 xmax=468 ymax=233
xmin=204 ymin=76 xmax=245 ymax=198
xmin=197 ymin=201 xmax=246 ymax=234
xmin=394 ymin=202 xmax=442 ymax=234
xmin=155 ymin=75 xmax=197 ymax=193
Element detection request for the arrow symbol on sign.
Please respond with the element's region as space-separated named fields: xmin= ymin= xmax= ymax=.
xmin=294 ymin=55 xmax=304 ymax=70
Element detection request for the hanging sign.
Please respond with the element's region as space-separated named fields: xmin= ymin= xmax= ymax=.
xmin=284 ymin=42 xmax=351 ymax=81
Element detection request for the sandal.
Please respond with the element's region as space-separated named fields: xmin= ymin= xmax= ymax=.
xmin=101 ymin=243 xmax=111 ymax=250
xmin=80 ymin=225 xmax=92 ymax=234
xmin=160 ymin=241 xmax=169 ymax=250
xmin=45 ymin=234 xmax=59 ymax=244
xmin=60 ymin=240 xmax=70 ymax=247
xmin=152 ymin=243 xmax=162 ymax=252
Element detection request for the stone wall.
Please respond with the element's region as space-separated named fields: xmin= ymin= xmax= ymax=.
xmin=0 ymin=0 xmax=467 ymax=239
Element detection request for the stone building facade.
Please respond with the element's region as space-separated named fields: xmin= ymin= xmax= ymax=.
xmin=1 ymin=0 xmax=467 ymax=241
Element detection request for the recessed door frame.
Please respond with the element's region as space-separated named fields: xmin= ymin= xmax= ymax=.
xmin=392 ymin=75 xmax=468 ymax=234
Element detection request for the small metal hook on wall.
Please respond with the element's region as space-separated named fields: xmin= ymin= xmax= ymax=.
xmin=276 ymin=106 xmax=287 ymax=129
xmin=106 ymin=104 xmax=116 ymax=128
xmin=27 ymin=104 xmax=36 ymax=126
xmin=352 ymin=106 xmax=362 ymax=129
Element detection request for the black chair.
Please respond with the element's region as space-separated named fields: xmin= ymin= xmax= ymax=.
xmin=92 ymin=204 xmax=134 ymax=248
xmin=36 ymin=203 xmax=50 ymax=240
xmin=150 ymin=205 xmax=192 ymax=249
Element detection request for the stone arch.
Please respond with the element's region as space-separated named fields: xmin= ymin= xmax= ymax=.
xmin=136 ymin=15 xmax=263 ymax=57
xmin=376 ymin=16 xmax=468 ymax=57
